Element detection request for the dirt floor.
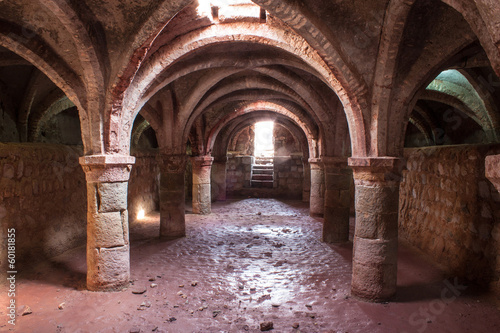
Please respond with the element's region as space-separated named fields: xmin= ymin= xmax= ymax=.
xmin=2 ymin=198 xmax=500 ymax=333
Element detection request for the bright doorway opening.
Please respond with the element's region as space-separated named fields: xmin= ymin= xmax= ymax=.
xmin=254 ymin=121 xmax=274 ymax=158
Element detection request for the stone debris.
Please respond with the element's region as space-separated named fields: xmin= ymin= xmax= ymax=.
xmin=148 ymin=277 xmax=156 ymax=282
xmin=191 ymin=281 xmax=198 ymax=287
xmin=271 ymin=303 xmax=280 ymax=308
xmin=292 ymin=323 xmax=300 ymax=329
xmin=150 ymin=283 xmax=158 ymax=288
xmin=260 ymin=321 xmax=274 ymax=331
xmin=137 ymin=301 xmax=152 ymax=310
xmin=131 ymin=287 xmax=147 ymax=295
xmin=179 ymin=284 xmax=185 ymax=288
xmin=177 ymin=291 xmax=187 ymax=299
xmin=212 ymin=310 xmax=221 ymax=318
xmin=129 ymin=328 xmax=140 ymax=333
xmin=167 ymin=317 xmax=177 ymax=322
xmin=58 ymin=302 xmax=65 ymax=310
xmin=20 ymin=305 xmax=32 ymax=316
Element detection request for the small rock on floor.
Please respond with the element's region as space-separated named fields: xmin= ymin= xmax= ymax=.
xmin=131 ymin=287 xmax=147 ymax=295
xmin=58 ymin=302 xmax=65 ymax=310
xmin=20 ymin=305 xmax=32 ymax=316
xmin=292 ymin=323 xmax=300 ymax=329
xmin=260 ymin=322 xmax=274 ymax=331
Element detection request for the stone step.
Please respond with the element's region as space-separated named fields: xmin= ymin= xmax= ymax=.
xmin=252 ymin=174 xmax=274 ymax=181
xmin=252 ymin=165 xmax=274 ymax=170
xmin=252 ymin=169 xmax=274 ymax=175
xmin=251 ymin=180 xmax=274 ymax=188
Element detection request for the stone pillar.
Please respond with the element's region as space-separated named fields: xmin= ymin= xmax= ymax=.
xmin=486 ymin=154 xmax=500 ymax=191
xmin=191 ymin=155 xmax=214 ymax=214
xmin=158 ymin=154 xmax=187 ymax=239
xmin=309 ymin=158 xmax=325 ymax=217
xmin=213 ymin=156 xmax=228 ymax=201
xmin=485 ymin=154 xmax=500 ymax=295
xmin=349 ymin=157 xmax=402 ymax=301
xmin=302 ymin=159 xmax=311 ymax=202
xmin=80 ymin=155 xmax=135 ymax=291
xmin=322 ymin=157 xmax=351 ymax=243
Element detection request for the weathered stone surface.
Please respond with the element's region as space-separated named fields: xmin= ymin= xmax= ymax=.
xmin=93 ymin=183 xmax=127 ymax=214
xmin=87 ymin=245 xmax=130 ymax=291
xmin=88 ymin=211 xmax=126 ymax=248
xmin=400 ymin=145 xmax=500 ymax=292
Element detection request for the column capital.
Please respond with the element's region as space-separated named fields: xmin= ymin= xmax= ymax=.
xmin=79 ymin=154 xmax=135 ymax=183
xmin=308 ymin=157 xmax=322 ymax=166
xmin=349 ymin=156 xmax=404 ymax=184
xmin=191 ymin=155 xmax=214 ymax=167
xmin=157 ymin=154 xmax=187 ymax=173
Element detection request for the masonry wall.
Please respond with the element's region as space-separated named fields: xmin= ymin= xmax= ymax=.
xmin=224 ymin=154 xmax=304 ymax=199
xmin=225 ymin=154 xmax=253 ymax=196
xmin=399 ymin=144 xmax=500 ymax=293
xmin=0 ymin=144 xmax=161 ymax=273
xmin=128 ymin=149 xmax=160 ymax=225
xmin=273 ymin=155 xmax=304 ymax=199
xmin=0 ymin=143 xmax=87 ymax=268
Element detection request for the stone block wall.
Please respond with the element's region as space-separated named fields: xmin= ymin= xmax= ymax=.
xmin=399 ymin=144 xmax=500 ymax=293
xmin=0 ymin=143 xmax=87 ymax=268
xmin=225 ymin=154 xmax=253 ymax=195
xmin=128 ymin=149 xmax=160 ymax=225
xmin=273 ymin=155 xmax=304 ymax=199
xmin=224 ymin=154 xmax=304 ymax=198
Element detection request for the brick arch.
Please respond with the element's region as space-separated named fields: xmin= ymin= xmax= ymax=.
xmin=212 ymin=111 xmax=309 ymax=161
xmin=118 ymin=21 xmax=367 ymax=156
xmin=205 ymin=101 xmax=318 ymax=159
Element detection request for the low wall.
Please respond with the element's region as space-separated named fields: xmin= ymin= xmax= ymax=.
xmin=399 ymin=144 xmax=500 ymax=293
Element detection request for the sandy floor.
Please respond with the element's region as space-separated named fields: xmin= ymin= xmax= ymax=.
xmin=1 ymin=198 xmax=500 ymax=332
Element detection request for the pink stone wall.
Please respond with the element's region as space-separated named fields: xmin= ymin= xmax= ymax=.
xmin=399 ymin=144 xmax=500 ymax=293
xmin=128 ymin=149 xmax=160 ymax=225
xmin=0 ymin=143 xmax=87 ymax=267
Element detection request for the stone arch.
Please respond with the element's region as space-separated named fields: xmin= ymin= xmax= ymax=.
xmin=205 ymin=102 xmax=317 ymax=158
xmin=370 ymin=0 xmax=416 ymax=156
xmin=0 ymin=21 xmax=94 ymax=151
xmin=28 ymin=92 xmax=75 ymax=142
xmin=118 ymin=21 xmax=368 ymax=156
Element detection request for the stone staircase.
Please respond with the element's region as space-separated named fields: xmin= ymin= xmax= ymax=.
xmin=251 ymin=157 xmax=274 ymax=188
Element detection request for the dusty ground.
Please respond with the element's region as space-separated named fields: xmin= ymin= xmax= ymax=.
xmin=2 ymin=198 xmax=500 ymax=333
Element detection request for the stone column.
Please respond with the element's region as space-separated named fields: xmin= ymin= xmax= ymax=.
xmin=322 ymin=157 xmax=351 ymax=243
xmin=309 ymin=158 xmax=325 ymax=217
xmin=158 ymin=154 xmax=187 ymax=239
xmin=486 ymin=155 xmax=500 ymax=191
xmin=486 ymin=154 xmax=500 ymax=295
xmin=79 ymin=155 xmax=135 ymax=291
xmin=302 ymin=159 xmax=311 ymax=202
xmin=191 ymin=155 xmax=214 ymax=214
xmin=212 ymin=156 xmax=228 ymax=201
xmin=349 ymin=157 xmax=402 ymax=301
